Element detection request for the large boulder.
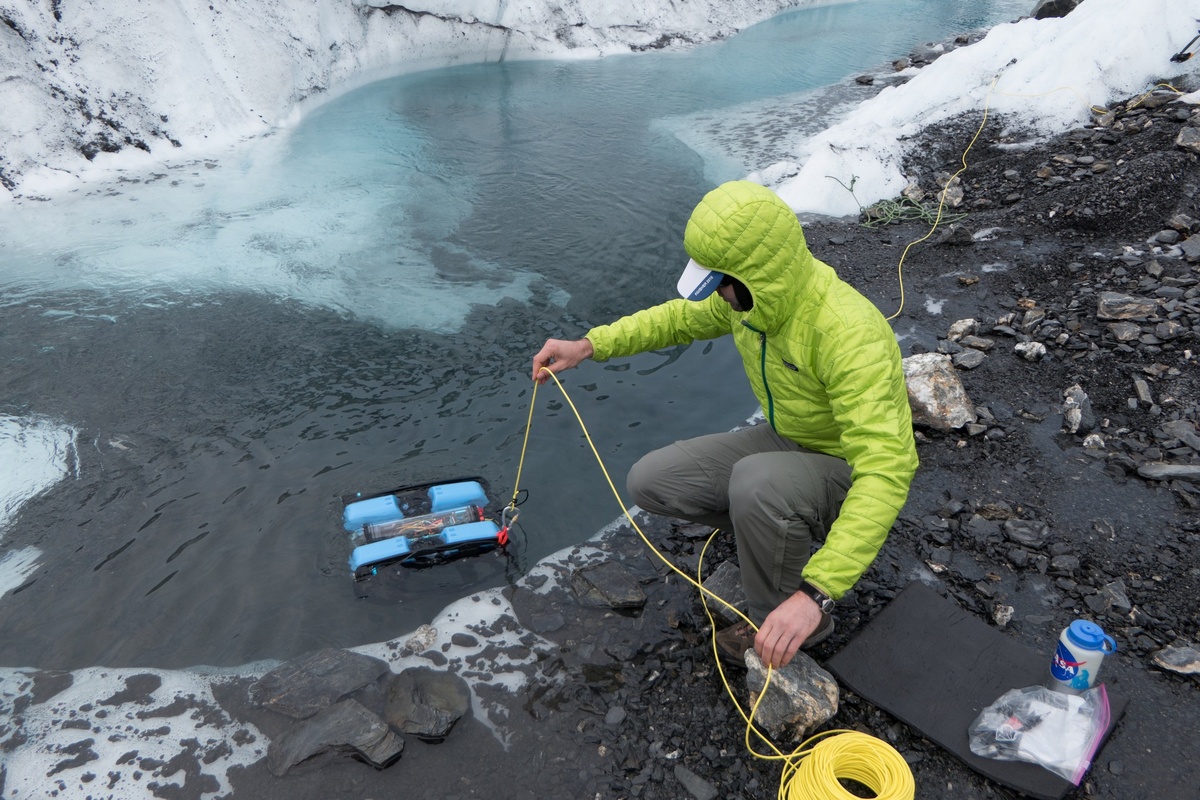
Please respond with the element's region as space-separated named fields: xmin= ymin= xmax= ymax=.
xmin=744 ymin=650 xmax=839 ymax=741
xmin=902 ymin=353 xmax=976 ymax=431
xmin=266 ymin=699 xmax=403 ymax=776
xmin=249 ymin=647 xmax=391 ymax=719
xmin=383 ymin=667 xmax=472 ymax=742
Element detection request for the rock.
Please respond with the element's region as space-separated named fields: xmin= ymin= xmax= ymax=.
xmin=901 ymin=182 xmax=925 ymax=203
xmin=266 ymin=699 xmax=403 ymax=776
xmin=1152 ymin=229 xmax=1181 ymax=245
xmin=936 ymin=224 xmax=975 ymax=245
xmin=1152 ymin=642 xmax=1200 ymax=676
xmin=450 ymin=632 xmax=478 ymax=648
xmin=1062 ymin=384 xmax=1096 ymax=434
xmin=570 ymin=560 xmax=647 ymax=610
xmin=1133 ymin=378 xmax=1154 ymax=406
xmin=1032 ymin=0 xmax=1082 ymax=20
xmin=1168 ymin=213 xmax=1198 ymax=233
xmin=967 ymin=515 xmax=1002 ymax=543
xmin=939 ymin=179 xmax=964 ymax=208
xmin=1049 ymin=554 xmax=1080 ymax=576
xmin=1003 ymin=519 xmax=1051 ymax=549
xmin=1162 ymin=420 xmax=1200 ymax=452
xmin=902 ymin=353 xmax=976 ymax=431
xmin=1155 ymin=320 xmax=1187 ymax=341
xmin=1137 ymin=463 xmax=1200 ymax=483
xmin=249 ymin=648 xmax=391 ymax=719
xmin=1096 ymin=291 xmax=1157 ymax=321
xmin=383 ymin=667 xmax=471 ymax=742
xmin=1014 ymin=341 xmax=1047 ymax=361
xmin=1099 ymin=580 xmax=1132 ymax=613
xmin=952 ymin=349 xmax=986 ymax=369
xmin=674 ymin=764 xmax=719 ymax=800
xmin=744 ymin=650 xmax=839 ymax=742
xmin=527 ymin=611 xmax=566 ymax=634
xmin=402 ymin=624 xmax=439 ymax=655
xmin=947 ymin=318 xmax=977 ymax=341
xmin=1176 ymin=127 xmax=1200 ymax=156
xmin=1180 ymin=234 xmax=1200 ymax=262
xmin=1107 ymin=321 xmax=1142 ymax=342
xmin=993 ymin=604 xmax=1014 ymax=628
xmin=959 ymin=335 xmax=994 ymax=351
xmin=701 ymin=560 xmax=748 ymax=627
xmin=604 ymin=705 xmax=627 ymax=725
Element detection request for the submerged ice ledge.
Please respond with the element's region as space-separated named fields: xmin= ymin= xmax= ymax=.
xmin=0 ymin=513 xmax=631 ymax=799
xmin=0 ymin=0 xmax=811 ymax=201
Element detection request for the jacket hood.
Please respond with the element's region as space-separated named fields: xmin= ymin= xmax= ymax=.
xmin=682 ymin=181 xmax=813 ymax=332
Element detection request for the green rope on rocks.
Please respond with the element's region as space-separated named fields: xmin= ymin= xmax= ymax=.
xmin=827 ymin=174 xmax=967 ymax=229
xmin=860 ymin=196 xmax=967 ymax=228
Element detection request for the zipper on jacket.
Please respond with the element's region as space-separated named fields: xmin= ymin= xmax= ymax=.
xmin=742 ymin=321 xmax=775 ymax=429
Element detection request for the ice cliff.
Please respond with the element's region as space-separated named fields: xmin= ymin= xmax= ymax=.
xmin=0 ymin=0 xmax=807 ymax=200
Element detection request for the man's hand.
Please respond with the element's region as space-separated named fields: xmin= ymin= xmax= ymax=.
xmin=531 ymin=338 xmax=594 ymax=384
xmin=754 ymin=591 xmax=823 ymax=669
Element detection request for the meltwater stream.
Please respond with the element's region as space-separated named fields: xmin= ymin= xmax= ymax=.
xmin=0 ymin=1 xmax=1027 ymax=671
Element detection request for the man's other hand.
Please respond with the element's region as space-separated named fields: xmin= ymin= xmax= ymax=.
xmin=754 ymin=591 xmax=822 ymax=669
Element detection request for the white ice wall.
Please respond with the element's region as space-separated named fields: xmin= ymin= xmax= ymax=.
xmin=0 ymin=0 xmax=808 ymax=200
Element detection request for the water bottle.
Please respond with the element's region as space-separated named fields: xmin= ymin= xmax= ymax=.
xmin=1048 ymin=619 xmax=1117 ymax=693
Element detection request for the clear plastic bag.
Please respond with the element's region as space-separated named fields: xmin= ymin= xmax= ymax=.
xmin=968 ymin=685 xmax=1110 ymax=784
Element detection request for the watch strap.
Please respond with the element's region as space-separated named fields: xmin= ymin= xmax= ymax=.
xmin=799 ymin=580 xmax=835 ymax=613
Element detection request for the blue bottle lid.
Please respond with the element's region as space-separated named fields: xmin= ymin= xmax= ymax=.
xmin=1067 ymin=619 xmax=1117 ymax=652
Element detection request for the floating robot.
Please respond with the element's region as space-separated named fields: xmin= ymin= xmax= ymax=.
xmin=342 ymin=478 xmax=507 ymax=582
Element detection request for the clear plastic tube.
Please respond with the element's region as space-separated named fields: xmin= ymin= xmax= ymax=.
xmin=362 ymin=505 xmax=481 ymax=542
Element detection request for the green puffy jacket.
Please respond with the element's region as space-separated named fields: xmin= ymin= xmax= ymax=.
xmin=586 ymin=181 xmax=918 ymax=599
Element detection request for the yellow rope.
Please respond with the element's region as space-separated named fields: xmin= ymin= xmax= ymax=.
xmin=781 ymin=730 xmax=915 ymax=800
xmin=884 ymin=73 xmax=997 ymax=322
xmin=516 ymin=368 xmax=914 ymax=799
xmin=505 ymin=378 xmax=541 ymax=512
xmin=884 ymin=78 xmax=1187 ymax=322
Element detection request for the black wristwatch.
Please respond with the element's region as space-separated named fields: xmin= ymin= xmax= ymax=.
xmin=799 ymin=580 xmax=835 ymax=614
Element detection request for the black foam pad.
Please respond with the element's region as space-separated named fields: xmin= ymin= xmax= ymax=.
xmin=826 ymin=581 xmax=1127 ymax=800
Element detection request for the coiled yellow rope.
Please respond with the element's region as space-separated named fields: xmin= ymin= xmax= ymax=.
xmin=781 ymin=730 xmax=914 ymax=800
xmin=515 ymin=369 xmax=915 ymax=800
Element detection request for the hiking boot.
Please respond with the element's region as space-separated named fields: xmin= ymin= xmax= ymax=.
xmin=714 ymin=613 xmax=836 ymax=668
xmin=802 ymin=610 xmax=835 ymax=649
xmin=715 ymin=622 xmax=756 ymax=668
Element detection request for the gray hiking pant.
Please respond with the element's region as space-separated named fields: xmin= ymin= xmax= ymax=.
xmin=626 ymin=423 xmax=852 ymax=625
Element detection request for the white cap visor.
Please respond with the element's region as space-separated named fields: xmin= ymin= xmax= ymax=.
xmin=677 ymin=259 xmax=724 ymax=301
